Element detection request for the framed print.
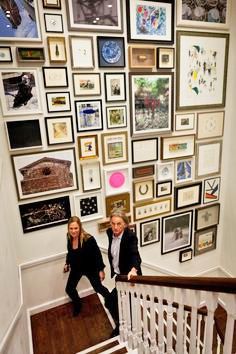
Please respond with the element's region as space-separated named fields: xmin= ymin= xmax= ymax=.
xmin=179 ymin=248 xmax=192 ymax=263
xmin=105 ymin=193 xmax=130 ymax=217
xmin=12 ymin=148 xmax=78 ymax=200
xmin=43 ymin=0 xmax=61 ymax=8
xmin=101 ymin=132 xmax=128 ymax=165
xmin=66 ymin=0 xmax=123 ymax=32
xmin=132 ymin=138 xmax=158 ymax=164
xmin=203 ymin=177 xmax=221 ymax=204
xmin=81 ymin=161 xmax=101 ymax=192
xmin=0 ymin=47 xmax=12 ymax=62
xmin=161 ymin=135 xmax=195 ymax=160
xmin=97 ymin=36 xmax=125 ymax=67
xmin=156 ymin=161 xmax=173 ymax=182
xmin=133 ymin=178 xmax=154 ymax=203
xmin=98 ymin=215 xmax=132 ymax=232
xmin=129 ymin=45 xmax=156 ymax=69
xmin=73 ymin=73 xmax=101 ymax=97
xmin=132 ymin=164 xmax=155 ymax=179
xmin=127 ymin=0 xmax=174 ymax=44
xmin=104 ymin=73 xmax=126 ymax=102
xmin=75 ymin=100 xmax=103 ymax=132
xmin=157 ymin=47 xmax=174 ymax=69
xmin=106 ymin=106 xmax=127 ymax=129
xmin=16 ymin=47 xmax=45 ymax=63
xmin=176 ymin=31 xmax=229 ymax=111
xmin=69 ymin=36 xmax=94 ymax=69
xmin=19 ymin=195 xmax=71 ymax=233
xmin=42 ymin=67 xmax=68 ymax=88
xmin=194 ymin=226 xmax=217 ymax=256
xmin=74 ymin=192 xmax=103 ymax=222
xmin=161 ymin=210 xmax=193 ymax=255
xmin=156 ymin=180 xmax=172 ymax=197
xmin=195 ymin=203 xmax=220 ymax=231
xmin=134 ymin=198 xmax=171 ymax=221
xmin=104 ymin=166 xmax=130 ymax=196
xmin=140 ymin=218 xmax=160 ymax=247
xmin=196 ymin=141 xmax=222 ymax=178
xmin=0 ymin=69 xmax=42 ymax=116
xmin=5 ymin=119 xmax=42 ymax=151
xmin=46 ymin=92 xmax=71 ymax=113
xmin=78 ymin=135 xmax=99 ymax=160
xmin=47 ymin=37 xmax=67 ymax=63
xmin=130 ymin=72 xmax=173 ymax=137
xmin=174 ymin=182 xmax=202 ymax=211
xmin=175 ymin=113 xmax=195 ymax=132
xmin=44 ymin=14 xmax=63 ymax=33
xmin=45 ymin=116 xmax=74 ymax=145
xmin=197 ymin=111 xmax=224 ymax=140
xmin=175 ymin=158 xmax=194 ymax=184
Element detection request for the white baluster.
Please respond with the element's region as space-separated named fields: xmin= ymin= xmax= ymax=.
xmin=130 ymin=286 xmax=138 ymax=349
xmin=155 ymin=285 xmax=165 ymax=354
xmin=142 ymin=285 xmax=150 ymax=354
xmin=149 ymin=286 xmax=158 ymax=353
xmin=175 ymin=288 xmax=186 ymax=354
xmin=203 ymin=292 xmax=218 ymax=354
xmin=223 ymin=294 xmax=236 ymax=354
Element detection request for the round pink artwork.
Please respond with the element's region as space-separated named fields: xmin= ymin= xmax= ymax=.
xmin=109 ymin=172 xmax=125 ymax=188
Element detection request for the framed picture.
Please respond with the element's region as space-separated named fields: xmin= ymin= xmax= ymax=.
xmin=101 ymin=132 xmax=128 ymax=165
xmin=75 ymin=99 xmax=103 ymax=132
xmin=104 ymin=73 xmax=126 ymax=102
xmin=105 ymin=192 xmax=130 ymax=217
xmin=98 ymin=215 xmax=132 ymax=232
xmin=126 ymin=0 xmax=174 ymax=44
xmin=45 ymin=116 xmax=74 ymax=145
xmin=194 ymin=226 xmax=217 ymax=256
xmin=73 ymin=73 xmax=101 ymax=97
xmin=46 ymin=92 xmax=71 ymax=113
xmin=203 ymin=177 xmax=221 ymax=204
xmin=156 ymin=161 xmax=174 ymax=182
xmin=104 ymin=166 xmax=130 ymax=196
xmin=176 ymin=31 xmax=229 ymax=111
xmin=44 ymin=14 xmax=63 ymax=33
xmin=175 ymin=113 xmax=195 ymax=132
xmin=130 ymin=72 xmax=173 ymax=137
xmin=74 ymin=192 xmax=103 ymax=222
xmin=161 ymin=135 xmax=195 ymax=160
xmin=134 ymin=198 xmax=171 ymax=221
xmin=19 ymin=195 xmax=71 ymax=233
xmin=42 ymin=67 xmax=68 ymax=88
xmin=157 ymin=47 xmax=175 ymax=69
xmin=106 ymin=106 xmax=127 ymax=129
xmin=197 ymin=111 xmax=225 ymax=140
xmin=156 ymin=180 xmax=172 ymax=197
xmin=0 ymin=69 xmax=42 ymax=116
xmin=0 ymin=46 xmax=12 ymax=62
xmin=66 ymin=0 xmax=123 ymax=32
xmin=129 ymin=45 xmax=156 ymax=69
xmin=12 ymin=148 xmax=78 ymax=200
xmin=140 ymin=218 xmax=160 ymax=247
xmin=196 ymin=141 xmax=222 ymax=179
xmin=132 ymin=138 xmax=158 ymax=164
xmin=97 ymin=36 xmax=125 ymax=67
xmin=78 ymin=135 xmax=99 ymax=160
xmin=47 ymin=37 xmax=67 ymax=63
xmin=179 ymin=248 xmax=193 ymax=263
xmin=5 ymin=119 xmax=42 ymax=151
xmin=161 ymin=210 xmax=193 ymax=255
xmin=175 ymin=158 xmax=194 ymax=184
xmin=195 ymin=203 xmax=220 ymax=231
xmin=81 ymin=161 xmax=101 ymax=192
xmin=133 ymin=178 xmax=154 ymax=203
xmin=43 ymin=0 xmax=61 ymax=8
xmin=16 ymin=47 xmax=45 ymax=63
xmin=69 ymin=36 xmax=94 ymax=69
xmin=132 ymin=164 xmax=155 ymax=179
xmin=174 ymin=182 xmax=202 ymax=211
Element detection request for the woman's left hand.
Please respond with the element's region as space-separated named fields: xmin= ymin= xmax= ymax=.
xmin=99 ymin=270 xmax=105 ymax=281
xmin=128 ymin=267 xmax=137 ymax=280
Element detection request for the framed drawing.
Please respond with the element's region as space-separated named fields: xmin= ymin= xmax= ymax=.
xmin=69 ymin=36 xmax=94 ymax=69
xmin=101 ymin=132 xmax=128 ymax=165
xmin=175 ymin=113 xmax=195 ymax=132
xmin=75 ymin=99 xmax=103 ymax=132
xmin=105 ymin=193 xmax=130 ymax=217
xmin=47 ymin=37 xmax=67 ymax=63
xmin=45 ymin=116 xmax=74 ymax=145
xmin=140 ymin=218 xmax=160 ymax=247
xmin=133 ymin=198 xmax=171 ymax=221
xmin=156 ymin=180 xmax=172 ymax=198
xmin=104 ymin=73 xmax=126 ymax=102
xmin=19 ymin=195 xmax=71 ymax=233
xmin=179 ymin=248 xmax=192 ymax=263
xmin=133 ymin=178 xmax=154 ymax=203
xmin=132 ymin=138 xmax=158 ymax=164
xmin=157 ymin=47 xmax=175 ymax=69
xmin=81 ymin=161 xmax=101 ymax=192
xmin=44 ymin=14 xmax=63 ymax=33
xmin=194 ymin=226 xmax=217 ymax=256
xmin=46 ymin=92 xmax=71 ymax=113
xmin=161 ymin=210 xmax=193 ymax=255
xmin=197 ymin=111 xmax=224 ymax=140
xmin=161 ymin=135 xmax=195 ymax=160
xmin=174 ymin=182 xmax=202 ymax=210
xmin=16 ymin=47 xmax=45 ymax=63
xmin=43 ymin=0 xmax=61 ymax=9
xmin=42 ymin=67 xmax=68 ymax=88
xmin=106 ymin=106 xmax=127 ymax=129
xmin=156 ymin=161 xmax=174 ymax=182
xmin=196 ymin=140 xmax=222 ymax=178
xmin=195 ymin=203 xmax=220 ymax=231
xmin=12 ymin=148 xmax=78 ymax=200
xmin=176 ymin=31 xmax=229 ymax=110
xmin=104 ymin=166 xmax=130 ymax=196
xmin=74 ymin=192 xmax=103 ymax=222
xmin=130 ymin=72 xmax=173 ymax=137
xmin=203 ymin=177 xmax=221 ymax=204
xmin=0 ymin=46 xmax=12 ymax=62
xmin=126 ymin=0 xmax=174 ymax=44
xmin=175 ymin=158 xmax=194 ymax=184
xmin=73 ymin=73 xmax=101 ymax=97
xmin=132 ymin=164 xmax=155 ymax=179
xmin=78 ymin=135 xmax=99 ymax=160
xmin=97 ymin=36 xmax=125 ymax=67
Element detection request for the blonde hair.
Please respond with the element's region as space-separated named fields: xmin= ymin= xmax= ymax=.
xmin=109 ymin=208 xmax=129 ymax=226
xmin=67 ymin=216 xmax=91 ymax=246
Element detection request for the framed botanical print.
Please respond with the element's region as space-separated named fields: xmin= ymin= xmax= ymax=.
xmin=0 ymin=46 xmax=12 ymax=62
xmin=46 ymin=92 xmax=71 ymax=113
xmin=69 ymin=36 xmax=94 ymax=69
xmin=195 ymin=203 xmax=220 ymax=231
xmin=140 ymin=218 xmax=160 ymax=247
xmin=42 ymin=67 xmax=68 ymax=88
xmin=104 ymin=166 xmax=130 ymax=196
xmin=47 ymin=37 xmax=67 ymax=63
xmin=174 ymin=182 xmax=202 ymax=211
xmin=75 ymin=99 xmax=103 ymax=132
xmin=203 ymin=177 xmax=221 ymax=204
xmin=197 ymin=111 xmax=224 ymax=140
xmin=105 ymin=192 xmax=130 ymax=217
xmin=104 ymin=73 xmax=126 ymax=102
xmin=194 ymin=226 xmax=217 ymax=256
xmin=101 ymin=132 xmax=128 ymax=165
xmin=78 ymin=135 xmax=99 ymax=160
xmin=74 ymin=192 xmax=103 ymax=222
xmin=175 ymin=158 xmax=194 ymax=184
xmin=161 ymin=135 xmax=195 ymax=160
xmin=132 ymin=138 xmax=158 ymax=164
xmin=73 ymin=73 xmax=101 ymax=97
xmin=133 ymin=178 xmax=154 ymax=203
xmin=106 ymin=106 xmax=127 ymax=129
xmin=97 ymin=36 xmax=125 ymax=67
xmin=81 ymin=161 xmax=101 ymax=192
xmin=45 ymin=116 xmax=74 ymax=145
xmin=44 ymin=14 xmax=63 ymax=33
xmin=196 ymin=141 xmax=222 ymax=178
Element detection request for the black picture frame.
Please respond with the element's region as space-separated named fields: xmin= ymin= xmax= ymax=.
xmin=97 ymin=36 xmax=125 ymax=67
xmin=46 ymin=92 xmax=71 ymax=113
xmin=43 ymin=0 xmax=61 ymax=9
xmin=179 ymin=248 xmax=193 ymax=263
xmin=45 ymin=115 xmax=74 ymax=146
xmin=140 ymin=218 xmax=160 ymax=247
xmin=174 ymin=182 xmax=202 ymax=211
xmin=75 ymin=99 xmax=103 ymax=132
xmin=0 ymin=46 xmax=13 ymax=62
xmin=131 ymin=138 xmax=158 ymax=164
xmin=42 ymin=67 xmax=68 ymax=88
xmin=44 ymin=13 xmax=64 ymax=33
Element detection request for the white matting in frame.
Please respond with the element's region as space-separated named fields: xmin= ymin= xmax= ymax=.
xmin=104 ymin=165 xmax=130 ymax=196
xmin=81 ymin=161 xmax=101 ymax=191
xmin=197 ymin=111 xmax=224 ymax=140
xmin=74 ymin=192 xmax=103 ymax=222
xmin=196 ymin=141 xmax=222 ymax=179
xmin=132 ymin=138 xmax=158 ymax=164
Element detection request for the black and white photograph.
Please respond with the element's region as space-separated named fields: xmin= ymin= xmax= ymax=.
xmin=140 ymin=219 xmax=160 ymax=247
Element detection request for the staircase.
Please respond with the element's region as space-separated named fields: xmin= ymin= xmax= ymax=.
xmin=77 ymin=337 xmax=130 ymax=354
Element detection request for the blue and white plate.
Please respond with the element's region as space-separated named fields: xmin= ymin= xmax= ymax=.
xmin=101 ymin=41 xmax=121 ymax=64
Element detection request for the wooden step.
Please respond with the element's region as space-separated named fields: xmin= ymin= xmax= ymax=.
xmin=110 ymin=347 xmax=128 ymax=354
xmin=85 ymin=339 xmax=119 ymax=354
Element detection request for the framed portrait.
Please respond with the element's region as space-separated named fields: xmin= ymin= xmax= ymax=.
xmin=197 ymin=111 xmax=224 ymax=140
xmin=157 ymin=47 xmax=175 ymax=69
xmin=74 ymin=192 xmax=103 ymax=222
xmin=45 ymin=116 xmax=74 ymax=145
xmin=66 ymin=0 xmax=123 ymax=32
xmin=81 ymin=161 xmax=101 ymax=192
xmin=140 ymin=218 xmax=160 ymax=247
xmin=69 ymin=36 xmax=94 ymax=69
xmin=156 ymin=180 xmax=172 ymax=198
xmin=129 ymin=45 xmax=156 ymax=69
xmin=196 ymin=141 xmax=222 ymax=179
xmin=175 ymin=158 xmax=194 ymax=184
xmin=0 ymin=46 xmax=12 ymax=62
xmin=161 ymin=210 xmax=193 ymax=255
xmin=132 ymin=138 xmax=158 ymax=164
xmin=176 ymin=31 xmax=229 ymax=111
xmin=175 ymin=113 xmax=195 ymax=132
xmin=105 ymin=192 xmax=130 ymax=217
xmin=203 ymin=177 xmax=221 ymax=204
xmin=134 ymin=198 xmax=171 ymax=221
xmin=19 ymin=195 xmax=71 ymax=233
xmin=43 ymin=0 xmax=61 ymax=9
xmin=156 ymin=161 xmax=174 ymax=182
xmin=44 ymin=14 xmax=63 ymax=33
xmin=73 ymin=73 xmax=101 ymax=97
xmin=126 ymin=0 xmax=174 ymax=44
xmin=104 ymin=166 xmax=130 ymax=196
xmin=42 ymin=67 xmax=68 ymax=88
xmin=194 ymin=226 xmax=217 ymax=256
xmin=78 ymin=135 xmax=99 ymax=160
xmin=161 ymin=135 xmax=195 ymax=160
xmin=179 ymin=248 xmax=193 ymax=263
xmin=46 ymin=92 xmax=71 ymax=113
xmin=174 ymin=182 xmax=202 ymax=210
xmin=97 ymin=36 xmax=125 ymax=67
xmin=195 ymin=203 xmax=220 ymax=231
xmin=104 ymin=73 xmax=126 ymax=102
xmin=0 ymin=69 xmax=42 ymax=116
xmin=130 ymin=72 xmax=173 ymax=137
xmin=12 ymin=148 xmax=78 ymax=200
xmin=75 ymin=99 xmax=103 ymax=132
xmin=16 ymin=47 xmax=45 ymax=63
xmin=101 ymin=132 xmax=128 ymax=165
xmin=47 ymin=37 xmax=67 ymax=63
xmin=106 ymin=106 xmax=127 ymax=129
xmin=132 ymin=164 xmax=155 ymax=179
xmin=133 ymin=178 xmax=154 ymax=203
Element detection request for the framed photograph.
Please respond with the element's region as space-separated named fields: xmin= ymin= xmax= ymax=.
xmin=129 ymin=45 xmax=156 ymax=69
xmin=66 ymin=0 xmax=123 ymax=32
xmin=43 ymin=0 xmax=61 ymax=8
xmin=132 ymin=138 xmax=158 ymax=164
xmin=161 ymin=135 xmax=195 ymax=160
xmin=81 ymin=161 xmax=101 ymax=192
xmin=19 ymin=195 xmax=71 ymax=233
xmin=104 ymin=166 xmax=130 ymax=196
xmin=175 ymin=113 xmax=195 ymax=132
xmin=12 ymin=148 xmax=78 ymax=200
xmin=175 ymin=158 xmax=194 ymax=184
xmin=133 ymin=178 xmax=154 ymax=203
xmin=156 ymin=161 xmax=174 ymax=182
xmin=97 ymin=36 xmax=125 ymax=67
xmin=130 ymin=72 xmax=173 ymax=137
xmin=46 ymin=92 xmax=71 ymax=113
xmin=101 ymin=132 xmax=128 ymax=165
xmin=156 ymin=180 xmax=172 ymax=197
xmin=161 ymin=210 xmax=193 ymax=255
xmin=104 ymin=73 xmax=126 ymax=102
xmin=0 ymin=69 xmax=42 ymax=116
xmin=140 ymin=218 xmax=160 ymax=247
xmin=78 ymin=135 xmax=99 ymax=160
xmin=98 ymin=215 xmax=132 ymax=232
xmin=42 ymin=67 xmax=68 ymax=88
xmin=157 ymin=47 xmax=175 ymax=69
xmin=105 ymin=192 xmax=130 ymax=217
xmin=197 ymin=111 xmax=225 ymax=140
xmin=195 ymin=203 xmax=220 ymax=231
xmin=179 ymin=248 xmax=193 ymax=263
xmin=134 ymin=198 xmax=171 ymax=221
xmin=174 ymin=182 xmax=202 ymax=211
xmin=194 ymin=226 xmax=217 ymax=256
xmin=44 ymin=14 xmax=63 ymax=33
xmin=74 ymin=192 xmax=103 ymax=222
xmin=47 ymin=37 xmax=67 ymax=63
xmin=176 ymin=31 xmax=229 ymax=111
xmin=16 ymin=47 xmax=45 ymax=63
xmin=127 ymin=0 xmax=174 ymax=44
xmin=203 ymin=177 xmax=221 ymax=204
xmin=75 ymin=99 xmax=103 ymax=132
xmin=196 ymin=141 xmax=222 ymax=178
xmin=73 ymin=73 xmax=101 ymax=97
xmin=132 ymin=164 xmax=155 ymax=179
xmin=45 ymin=116 xmax=74 ymax=145
xmin=0 ymin=46 xmax=12 ymax=62
xmin=69 ymin=36 xmax=94 ymax=69
xmin=106 ymin=106 xmax=127 ymax=129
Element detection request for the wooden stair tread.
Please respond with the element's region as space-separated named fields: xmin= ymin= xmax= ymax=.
xmin=110 ymin=347 xmax=128 ymax=354
xmin=86 ymin=340 xmax=119 ymax=354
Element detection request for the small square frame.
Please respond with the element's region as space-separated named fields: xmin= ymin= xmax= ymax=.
xmin=75 ymin=99 xmax=103 ymax=132
xmin=106 ymin=105 xmax=127 ymax=129
xmin=196 ymin=140 xmax=222 ymax=179
xmin=132 ymin=138 xmax=158 ymax=164
xmin=43 ymin=0 xmax=61 ymax=9
xmin=156 ymin=180 xmax=172 ymax=198
xmin=101 ymin=132 xmax=128 ymax=165
xmin=157 ymin=47 xmax=175 ymax=69
xmin=44 ymin=13 xmax=63 ymax=33
xmin=194 ymin=226 xmax=217 ymax=256
xmin=74 ymin=192 xmax=103 ymax=222
xmin=78 ymin=135 xmax=99 ymax=160
xmin=175 ymin=113 xmax=195 ymax=132
xmin=97 ymin=36 xmax=125 ymax=67
xmin=197 ymin=111 xmax=225 ymax=140
xmin=179 ymin=248 xmax=193 ymax=263
xmin=175 ymin=158 xmax=194 ymax=185
xmin=133 ymin=178 xmax=155 ymax=203
xmin=140 ymin=218 xmax=160 ymax=247
xmin=45 ymin=116 xmax=74 ymax=145
xmin=42 ymin=67 xmax=68 ymax=88
xmin=105 ymin=192 xmax=130 ymax=217
xmin=46 ymin=92 xmax=71 ymax=113
xmin=156 ymin=161 xmax=174 ymax=182
xmin=195 ymin=203 xmax=220 ymax=231
xmin=104 ymin=165 xmax=130 ymax=196
xmin=47 ymin=37 xmax=67 ymax=63
xmin=0 ymin=46 xmax=13 ymax=62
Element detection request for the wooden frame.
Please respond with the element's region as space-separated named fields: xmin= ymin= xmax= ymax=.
xmin=175 ymin=158 xmax=194 ymax=185
xmin=161 ymin=135 xmax=195 ymax=160
xmin=203 ymin=177 xmax=221 ymax=205
xmin=101 ymin=132 xmax=128 ymax=165
xmin=97 ymin=36 xmax=125 ymax=67
xmin=194 ymin=226 xmax=217 ymax=256
xmin=45 ymin=116 xmax=74 ymax=145
xmin=106 ymin=105 xmax=127 ymax=129
xmin=75 ymin=99 xmax=103 ymax=132
xmin=78 ymin=135 xmax=99 ymax=160
xmin=195 ymin=203 xmax=220 ymax=231
xmin=132 ymin=164 xmax=155 ymax=179
xmin=0 ymin=46 xmax=12 ymax=62
xmin=133 ymin=198 xmax=171 ymax=221
xmin=105 ymin=193 xmax=130 ymax=217
xmin=197 ymin=111 xmax=224 ymax=140
xmin=74 ymin=192 xmax=103 ymax=222
xmin=179 ymin=248 xmax=193 ymax=263
xmin=132 ymin=138 xmax=158 ymax=164
xmin=46 ymin=92 xmax=71 ymax=113
xmin=44 ymin=14 xmax=63 ymax=33
xmin=156 ymin=180 xmax=172 ymax=198
xmin=175 ymin=113 xmax=195 ymax=132
xmin=16 ymin=47 xmax=45 ymax=63
xmin=47 ymin=37 xmax=67 ymax=63
xmin=140 ymin=218 xmax=160 ymax=247
xmin=73 ymin=73 xmax=101 ymax=97
xmin=174 ymin=182 xmax=202 ymax=211
xmin=43 ymin=0 xmax=61 ymax=8
xmin=81 ymin=161 xmax=101 ymax=192
xmin=43 ymin=67 xmax=68 ymax=88
xmin=129 ymin=45 xmax=156 ymax=68
xmin=196 ymin=140 xmax=222 ymax=179
xmin=104 ymin=73 xmax=126 ymax=102
xmin=69 ymin=36 xmax=94 ymax=69
xmin=104 ymin=166 xmax=130 ymax=196
xmin=157 ymin=47 xmax=175 ymax=69
xmin=133 ymin=178 xmax=155 ymax=203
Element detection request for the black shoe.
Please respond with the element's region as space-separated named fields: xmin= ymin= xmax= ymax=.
xmin=111 ymin=325 xmax=119 ymax=337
